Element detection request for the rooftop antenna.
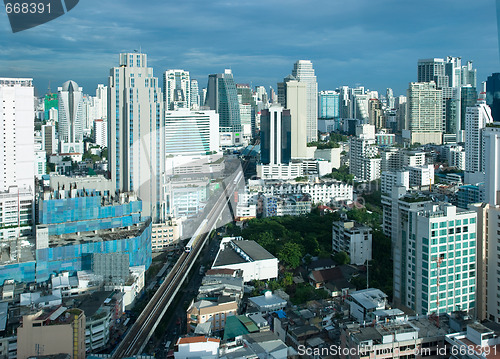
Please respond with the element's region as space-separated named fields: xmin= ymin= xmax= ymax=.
xmin=47 ymin=80 xmax=51 ymax=94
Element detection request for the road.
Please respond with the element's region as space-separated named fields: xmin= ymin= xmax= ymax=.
xmin=111 ymin=167 xmax=243 ymax=358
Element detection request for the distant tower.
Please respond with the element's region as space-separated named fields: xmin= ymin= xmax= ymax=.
xmin=386 ymin=88 xmax=395 ymax=109
xmin=58 ymin=80 xmax=84 ymax=155
xmin=190 ymin=79 xmax=200 ymax=110
xmin=465 ymin=97 xmax=493 ymax=183
xmin=417 ymin=58 xmax=448 ymax=88
xmin=486 ymin=73 xmax=500 ymax=122
xmin=163 ymin=69 xmax=190 ymax=110
xmin=108 ymin=53 xmax=164 ymax=221
xmin=260 ymin=105 xmax=291 ymax=165
xmin=406 ymin=82 xmax=443 ymax=145
xmin=318 ymin=91 xmax=340 ymax=119
xmin=291 ymin=60 xmax=318 ymax=142
xmin=206 ymin=69 xmax=242 ymax=145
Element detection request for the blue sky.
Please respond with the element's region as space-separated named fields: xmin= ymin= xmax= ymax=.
xmin=1 ymin=0 xmax=499 ymax=97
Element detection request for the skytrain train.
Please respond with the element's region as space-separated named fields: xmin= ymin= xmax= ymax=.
xmin=184 ymin=219 xmax=208 ymax=252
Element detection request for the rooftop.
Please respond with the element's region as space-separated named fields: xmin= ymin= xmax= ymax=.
xmin=48 ymin=221 xmax=149 ymax=248
xmin=177 ymin=336 xmax=220 ymax=345
xmin=249 ymin=292 xmax=287 ymax=310
xmin=349 ymin=288 xmax=388 ymax=310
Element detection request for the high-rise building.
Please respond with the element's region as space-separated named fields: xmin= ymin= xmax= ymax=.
xmin=486 ymin=73 xmax=500 ymax=122
xmin=483 ymin=125 xmax=500 ymax=206
xmin=445 ymin=56 xmax=462 ymax=88
xmin=442 ymin=86 xmax=461 ymax=136
xmin=260 ymin=105 xmax=291 ymax=165
xmin=42 ymin=123 xmax=57 ymax=155
xmin=291 ymin=60 xmax=318 ymax=142
xmin=405 ymin=82 xmax=443 ymax=145
xmin=206 ymin=69 xmax=242 ymax=146
xmin=349 ymin=124 xmax=381 ymax=181
xmin=108 ymin=52 xmax=165 ymax=221
xmin=386 ymin=88 xmax=395 ymax=109
xmin=44 ymin=93 xmax=58 ymax=121
xmin=255 ymin=86 xmax=268 ymax=103
xmin=58 ymin=80 xmax=84 ymax=155
xmin=368 ymin=98 xmax=384 ymax=129
xmin=460 ymin=85 xmax=478 ymax=131
xmin=0 ymin=78 xmax=35 ymax=192
xmin=417 ymin=58 xmax=448 ymax=88
xmin=163 ymin=69 xmax=190 ymax=110
xmin=95 ymin=84 xmax=108 ymax=120
xmin=237 ymin=84 xmax=256 ymax=140
xmin=164 ymin=109 xmax=219 ymax=156
xmin=190 ymin=79 xmax=200 ymax=110
xmin=464 ymin=98 xmax=493 ymax=183
xmin=93 ymin=119 xmax=107 ymax=147
xmin=318 ymin=91 xmax=340 ymax=119
xmin=284 ymin=81 xmax=307 ymax=159
xmin=397 ymin=202 xmax=477 ymax=315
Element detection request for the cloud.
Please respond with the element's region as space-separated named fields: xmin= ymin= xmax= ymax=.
xmin=0 ymin=0 xmax=498 ymax=96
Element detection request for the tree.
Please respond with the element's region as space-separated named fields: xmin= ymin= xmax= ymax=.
xmin=278 ymin=242 xmax=303 ymax=269
xmin=333 ymin=251 xmax=350 ymax=265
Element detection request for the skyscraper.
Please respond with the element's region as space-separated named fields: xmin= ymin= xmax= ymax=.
xmin=483 ymin=125 xmax=500 ymax=206
xmin=399 ymin=202 xmax=477 ymax=315
xmin=190 ymin=79 xmax=200 ymax=110
xmin=486 ymin=73 xmax=500 ymax=122
xmin=0 ymin=78 xmax=35 ymax=241
xmin=386 ymin=88 xmax=395 ymax=109
xmin=406 ymin=82 xmax=443 ymax=145
xmin=0 ymin=78 xmax=35 ymax=192
xmin=417 ymin=58 xmax=448 ymax=88
xmin=95 ymin=84 xmax=108 ymax=120
xmin=284 ymin=81 xmax=308 ymax=159
xmin=58 ymin=80 xmax=84 ymax=155
xmin=260 ymin=105 xmax=291 ymax=165
xmin=206 ymin=69 xmax=242 ymax=145
xmin=108 ymin=53 xmax=164 ymax=221
xmin=461 ymin=85 xmax=478 ymax=131
xmin=464 ymin=98 xmax=493 ymax=183
xmin=291 ymin=60 xmax=318 ymax=142
xmin=163 ymin=69 xmax=190 ymax=110
xmin=236 ymin=84 xmax=255 ymax=140
xmin=318 ymin=91 xmax=340 ymax=119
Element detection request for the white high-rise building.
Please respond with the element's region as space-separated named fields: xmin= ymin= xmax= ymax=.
xmin=291 ymin=60 xmax=318 ymax=142
xmin=93 ymin=119 xmax=107 ymax=147
xmin=163 ymin=69 xmax=190 ymax=110
xmin=190 ymin=79 xmax=200 ymax=110
xmin=405 ymin=82 xmax=443 ymax=145
xmin=108 ymin=53 xmax=165 ymax=221
xmin=0 ymin=78 xmax=35 ymax=192
xmin=164 ymin=109 xmax=219 ymax=156
xmin=0 ymin=78 xmax=35 ymax=241
xmin=483 ymin=125 xmax=500 ymax=206
xmin=349 ymin=124 xmax=381 ymax=181
xmin=95 ymin=84 xmax=108 ymax=120
xmin=58 ymin=80 xmax=84 ymax=155
xmin=465 ymin=99 xmax=493 ymax=183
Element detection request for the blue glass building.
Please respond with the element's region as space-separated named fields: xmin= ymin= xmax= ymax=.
xmin=0 ymin=189 xmax=153 ymax=284
xmin=318 ymin=91 xmax=340 ymax=119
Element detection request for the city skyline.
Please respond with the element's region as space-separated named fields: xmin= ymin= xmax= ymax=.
xmin=0 ymin=0 xmax=498 ymax=97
